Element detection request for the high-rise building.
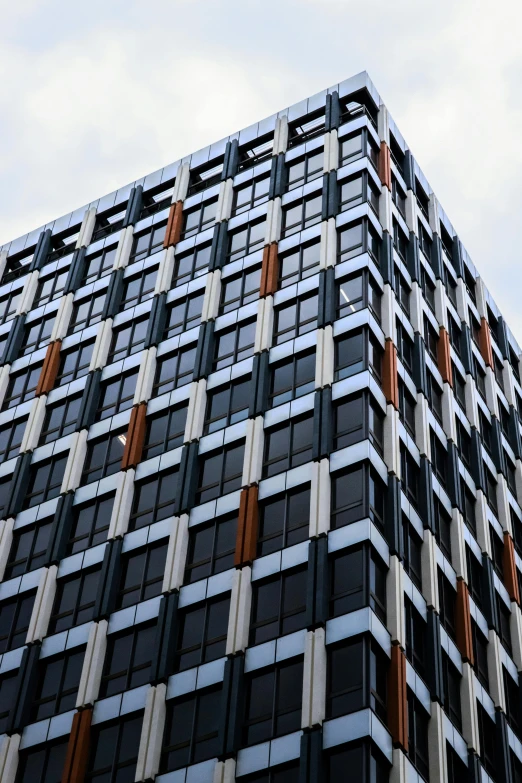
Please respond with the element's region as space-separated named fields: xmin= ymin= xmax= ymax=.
xmin=0 ymin=70 xmax=521 ymax=783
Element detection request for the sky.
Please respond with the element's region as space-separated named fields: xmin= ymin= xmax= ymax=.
xmin=1 ymin=0 xmax=521 ymax=338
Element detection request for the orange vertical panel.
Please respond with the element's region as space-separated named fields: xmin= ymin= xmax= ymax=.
xmin=378 ymin=142 xmax=392 ymax=190
xmin=265 ymin=243 xmax=279 ymax=297
xmin=455 ymin=578 xmax=474 ymax=664
xmin=438 ymin=327 xmax=453 ymax=387
xmin=242 ymin=485 xmax=260 ymax=564
xmin=479 ymin=317 xmax=493 ymax=368
xmin=382 ymin=339 xmax=399 ymax=409
xmin=36 ymin=340 xmax=62 ymax=396
xmin=234 ymin=488 xmax=249 ymax=567
xmin=163 ymin=201 xmax=184 ymax=248
xmin=62 ymin=707 xmax=92 ymax=783
xmin=121 ymin=403 xmax=147 ymax=470
xmin=388 ymin=644 xmax=408 ymax=751
xmin=503 ymin=532 xmax=520 ymax=604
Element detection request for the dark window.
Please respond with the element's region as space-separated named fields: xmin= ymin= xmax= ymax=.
xmin=407 ymin=690 xmax=429 ymax=780
xmin=142 ymin=405 xmax=187 ymax=460
xmin=334 ymin=329 xmax=382 ymax=383
xmin=339 ymin=131 xmax=364 ymax=166
xmin=16 ymin=739 xmax=68 ymax=783
xmin=326 ymin=743 xmax=388 ymax=783
xmin=153 ymin=345 xmax=196 ymax=395
xmin=288 ymin=112 xmax=325 ymax=146
xmin=81 ymin=430 xmax=125 ymax=485
xmin=250 ymin=568 xmax=307 ymax=645
xmin=392 ymin=220 xmax=408 ymax=261
xmin=337 ymin=270 xmax=381 ymax=322
xmin=35 ymin=275 xmax=66 ymax=308
xmin=416 ymin=182 xmax=430 ymax=220
xmin=420 ymin=267 xmax=435 ymax=312
xmin=398 ymin=380 xmax=416 ymax=437
xmin=196 ymin=442 xmax=244 ymax=503
xmin=456 ymin=419 xmax=471 ymax=467
xmin=119 ymin=267 xmax=157 ymax=311
xmin=100 ymin=623 xmax=156 ymax=697
xmin=504 ymin=667 xmax=520 ymax=735
xmin=470 ymin=313 xmax=481 ymax=347
xmin=5 ymin=517 xmax=53 ymax=579
xmin=172 ymin=243 xmax=211 ymax=286
xmin=392 ymin=175 xmax=406 ymax=217
xmin=92 ymin=204 xmax=127 ymax=242
xmin=461 ymin=481 xmax=476 ymax=535
xmin=116 ymin=542 xmax=168 ymax=610
xmin=466 ymin=547 xmax=483 ymax=608
xmin=446 ymin=746 xmax=467 ymax=783
xmin=67 ymin=495 xmax=114 ymax=555
xmin=394 ymin=268 xmax=410 ymax=316
xmin=161 ymin=687 xmax=221 ymax=772
xmin=232 ymin=175 xmax=270 ymax=215
xmin=227 ymin=219 xmax=266 ymax=263
xmin=423 ymin=316 xmax=438 ymax=361
xmin=498 ymin=596 xmax=512 ymax=654
xmin=477 ymin=701 xmax=496 ymax=778
xmin=56 ymin=340 xmax=94 ymax=386
xmin=182 ymin=199 xmax=217 ymax=239
xmin=258 ymin=485 xmax=310 ymax=557
xmin=513 ymin=752 xmax=522 ymax=783
xmin=471 ymin=620 xmax=489 ymax=689
xmin=67 ymin=292 xmax=105 ymax=335
xmin=333 ymin=393 xmax=372 ymax=452
xmin=108 ymin=317 xmax=149 ymax=363
xmin=442 ymin=652 xmax=462 ymax=730
xmin=396 ymin=320 xmax=413 ymax=373
xmin=273 ymin=292 xmax=318 ymax=344
xmin=327 ymin=637 xmax=387 ymax=721
xmin=188 ymin=160 xmax=224 ymax=195
xmin=163 ymin=292 xmax=204 ymax=340
xmin=263 ymin=415 xmax=313 ymax=478
xmin=219 ymin=266 xmax=261 ymax=315
xmin=49 ymin=568 xmax=100 ymax=634
xmin=507 ymin=455 xmax=518 ymax=496
xmin=494 ymin=355 xmax=505 ymax=392
xmin=204 ymin=378 xmax=251 ymax=435
xmin=485 ymin=468 xmax=498 ymax=516
xmin=282 ymin=195 xmax=322 ymax=238
xmin=400 ymin=446 xmax=419 ymax=507
xmin=331 ymin=464 xmax=385 ymax=530
xmin=279 ymin=240 xmax=320 ymax=288
xmin=130 ymin=468 xmax=179 ymax=530
xmin=175 ymin=595 xmax=230 ymax=671
xmin=243 ymin=659 xmax=303 ymax=746
xmin=20 ymin=314 xmax=55 ymax=356
xmin=23 ymin=455 xmax=67 ymax=509
xmin=480 ymin=410 xmax=493 ymax=455
xmin=438 ymin=569 xmax=456 ymax=641
xmin=474 ymin=359 xmax=487 ymax=399
xmin=269 ymin=350 xmax=315 ymax=408
xmin=0 ymin=670 xmax=18 ymax=734
xmin=513 ymin=508 xmax=522 ymax=558
xmin=338 ymin=220 xmax=379 ymax=263
xmin=405 ymin=598 xmax=426 ymax=678
xmin=241 ymin=763 xmax=300 ymax=783
xmin=448 ymin=317 xmax=461 ymax=356
xmin=0 ymin=289 xmax=21 ymax=323
xmin=185 ymin=514 xmax=236 ymax=584
xmin=339 ymin=172 xmax=379 ymax=214
xmin=402 ymin=516 xmax=422 ymax=590
xmin=0 ymin=591 xmax=36 ymax=652
xmin=0 ymin=416 xmax=26 ymax=462
xmin=139 ymin=181 xmax=175 ymax=219
xmin=213 ymin=319 xmax=256 ymax=371
xmin=31 ymin=648 xmax=84 ymax=722
xmin=389 ymin=135 xmax=405 ymax=173
xmin=129 ymin=222 xmax=167 ymax=264
xmin=329 ymin=545 xmax=386 ymax=623
xmin=82 ymin=246 xmax=117 ymax=285
xmin=418 ymin=220 xmax=432 ymax=262
xmin=430 ymin=429 xmax=447 ymax=486
xmin=86 ymin=713 xmax=142 ymax=782
xmin=2 ymin=363 xmax=42 ymax=410
xmin=39 ymin=395 xmax=81 ymax=445
xmin=426 ymin=371 xmax=443 ymax=423
xmin=238 ymin=135 xmax=274 ymax=170
xmin=434 ymin=499 xmax=452 ymax=561
xmin=286 ymin=148 xmax=324 ymax=190
xmin=0 ymin=476 xmax=10 ymax=520
xmin=96 ymin=370 xmax=138 ymax=421
xmin=490 ymin=526 xmax=504 ymax=579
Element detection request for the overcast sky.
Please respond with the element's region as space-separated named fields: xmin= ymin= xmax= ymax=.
xmin=1 ymin=0 xmax=521 ymax=338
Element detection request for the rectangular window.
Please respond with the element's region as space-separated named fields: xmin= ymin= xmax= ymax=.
xmin=418 ymin=221 xmax=432 ymax=261
xmin=16 ymin=740 xmax=69 ymax=783
xmin=269 ymin=350 xmax=316 ymax=408
xmin=92 ymin=204 xmax=127 ymax=242
xmin=477 ymin=701 xmax=496 ymax=778
xmin=485 ymin=468 xmax=498 ymax=516
xmin=139 ymin=180 xmax=175 ymax=219
xmin=423 ymin=316 xmax=439 ymax=361
xmin=96 ymin=370 xmax=138 ymax=421
xmin=219 ymin=265 xmax=261 ymax=315
xmin=23 ymin=454 xmax=67 ymax=509
xmin=204 ymin=378 xmax=250 ymax=435
xmin=466 ymin=546 xmax=483 ymax=608
xmin=173 ymin=244 xmax=211 ymax=286
xmin=81 ymin=430 xmax=125 ymax=485
xmin=396 ymin=320 xmax=413 ymax=373
xmin=405 ymin=598 xmax=426 ymax=678
xmin=398 ymin=379 xmax=416 ymax=437
xmin=100 ymin=623 xmax=156 ymax=697
xmin=250 ymin=567 xmax=307 ymax=646
xmin=213 ymin=319 xmax=256 ymax=371
xmin=161 ymin=687 xmax=221 ymax=772
xmin=331 ymin=464 xmax=385 ymax=530
xmin=130 ymin=468 xmax=179 ymax=530
xmin=392 ymin=175 xmax=406 ymax=217
xmin=420 ymin=266 xmax=435 ymax=312
xmin=182 ymin=199 xmax=218 ymax=239
xmin=142 ymin=405 xmax=188 ymax=460
xmin=407 ymin=690 xmax=429 ymax=780
xmin=227 ymin=219 xmax=266 ymax=264
xmin=279 ymin=240 xmax=320 ymax=289
xmin=0 ymin=417 xmax=26 ymax=462
xmin=461 ymin=480 xmax=476 ymax=535
xmin=2 ymin=363 xmax=42 ymax=410
xmin=0 ymin=671 xmax=18 ymax=735
xmin=426 ymin=371 xmax=443 ymax=423
xmin=49 ymin=568 xmax=100 ymax=634
xmin=434 ymin=498 xmax=452 ymax=561
xmin=430 ymin=429 xmax=447 ymax=486
xmin=402 ymin=516 xmax=422 ymax=589
xmin=86 ymin=713 xmax=142 ymax=782
xmin=263 ymin=415 xmax=313 ymax=478
xmin=282 ymin=195 xmax=322 ymax=238
xmin=0 ymin=591 xmax=36 ymax=652
xmin=288 ymin=112 xmax=325 ymax=146
xmin=0 ymin=289 xmax=21 ymax=324
xmin=129 ymin=222 xmax=167 ymax=264
xmin=258 ymin=485 xmax=310 ymax=557
xmin=392 ymin=220 xmax=408 ymax=261
xmin=438 ymin=569 xmax=456 ymax=640
xmin=286 ymin=149 xmax=324 ymax=190
xmin=327 ymin=637 xmax=387 ymax=722
xmin=108 ymin=316 xmax=149 ymax=363
xmin=334 ymin=329 xmax=382 ymax=383
xmin=39 ymin=395 xmax=81 ymax=445
xmin=329 ymin=544 xmax=386 ymax=623
xmin=56 ymin=340 xmax=94 ymax=386
xmin=339 ymin=173 xmax=379 ymax=214
xmin=337 ymin=270 xmax=381 ymax=323
xmin=175 ymin=595 xmax=230 ymax=671
xmin=338 ymin=220 xmax=379 ymax=263
xmin=196 ymin=442 xmax=244 ymax=504
xmin=67 ymin=495 xmax=114 ymax=555
xmin=504 ymin=667 xmax=520 ymax=734
xmin=498 ymin=596 xmax=512 ymax=654
xmin=20 ymin=313 xmax=55 ymax=357
xmin=163 ymin=292 xmax=204 ymax=340
xmin=333 ymin=392 xmax=383 ymax=453
xmin=232 ymin=175 xmax=270 ymax=215
xmin=153 ymin=345 xmax=196 ymax=396
xmin=116 ymin=542 xmax=168 ymax=610
xmin=67 ymin=292 xmax=105 ymax=335
xmin=82 ymin=246 xmax=117 ymax=285
xmin=400 ymin=446 xmax=419 ymax=507
xmin=394 ymin=267 xmax=410 ymax=316
xmin=31 ymin=648 xmax=84 ymax=722
xmin=185 ymin=513 xmax=236 ymax=584
xmin=273 ymin=291 xmax=318 ymax=345
xmin=471 ymin=619 xmax=489 ymax=689
xmin=5 ymin=517 xmax=53 ymax=579
xmin=119 ymin=267 xmax=157 ymax=312
xmin=188 ymin=160 xmax=224 ymax=195
xmin=442 ymin=652 xmax=462 ymax=730
xmin=243 ymin=659 xmax=303 ymax=746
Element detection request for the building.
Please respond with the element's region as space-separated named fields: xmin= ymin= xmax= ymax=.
xmin=0 ymin=70 xmax=521 ymax=783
